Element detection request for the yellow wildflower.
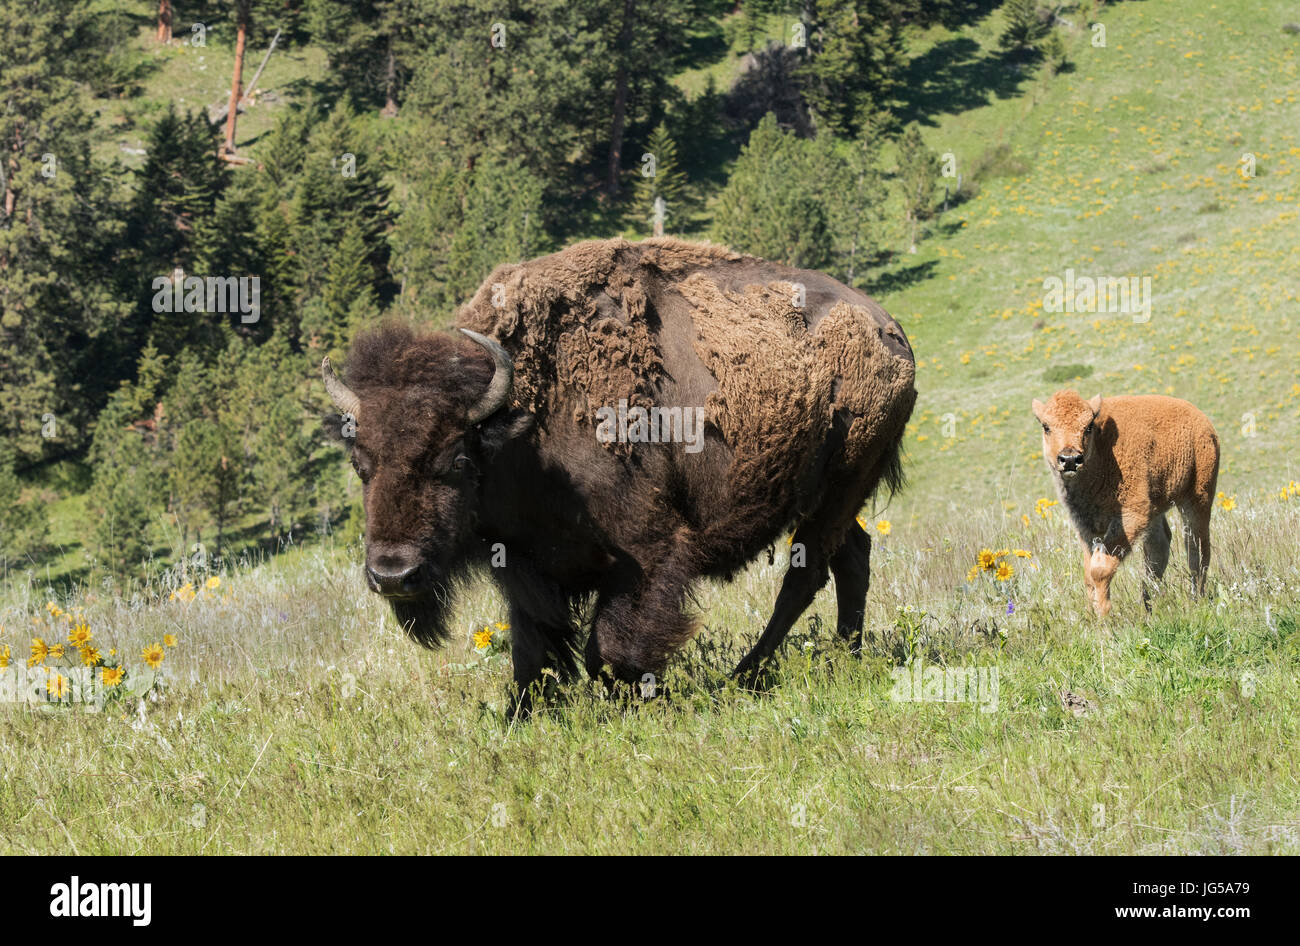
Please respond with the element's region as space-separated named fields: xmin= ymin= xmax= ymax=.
xmin=205 ymin=576 xmax=221 ymax=589
xmin=101 ymin=666 xmax=124 ymax=688
xmin=46 ymin=673 xmax=69 ymax=699
xmin=977 ymin=548 xmax=997 ymax=571
xmin=473 ymin=627 xmax=494 ymax=650
xmin=995 ymin=562 xmax=1014 ymax=581
xmin=68 ymin=622 xmax=92 ymax=647
xmin=28 ymin=638 xmax=48 ymax=667
xmin=876 ymin=520 xmax=892 ymax=536
xmin=163 ymin=634 xmax=178 ymax=648
xmin=80 ymin=646 xmax=102 ymax=667
xmin=0 ymin=644 xmax=9 ymax=672
xmin=142 ymin=643 xmax=165 ymax=669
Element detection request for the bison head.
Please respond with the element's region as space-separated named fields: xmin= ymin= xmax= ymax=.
xmin=1031 ymin=389 xmax=1103 ymax=480
xmin=323 ymin=325 xmax=526 ymax=646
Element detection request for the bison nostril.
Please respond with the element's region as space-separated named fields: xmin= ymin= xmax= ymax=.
xmin=366 ymin=561 xmax=423 ymax=596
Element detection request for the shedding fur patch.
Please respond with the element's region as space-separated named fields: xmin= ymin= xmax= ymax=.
xmin=455 ymin=236 xmax=916 ymax=502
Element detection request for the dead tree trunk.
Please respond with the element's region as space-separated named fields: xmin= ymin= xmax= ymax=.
xmin=605 ymin=0 xmax=636 ymax=197
xmin=156 ymin=1 xmax=173 ymax=43
xmin=223 ymin=2 xmax=250 ymax=155
xmin=382 ymin=37 xmax=398 ymax=117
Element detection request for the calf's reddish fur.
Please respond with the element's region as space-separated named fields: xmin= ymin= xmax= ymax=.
xmin=1031 ymin=390 xmax=1220 ymax=616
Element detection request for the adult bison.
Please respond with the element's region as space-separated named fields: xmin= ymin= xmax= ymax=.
xmin=323 ymin=238 xmax=916 ymax=708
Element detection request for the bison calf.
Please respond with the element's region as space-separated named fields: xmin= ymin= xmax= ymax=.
xmin=1031 ymin=390 xmax=1220 ymax=617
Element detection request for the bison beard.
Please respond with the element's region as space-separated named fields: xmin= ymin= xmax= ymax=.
xmin=327 ymin=237 xmax=917 ymax=709
xmin=387 ymin=570 xmax=463 ymax=649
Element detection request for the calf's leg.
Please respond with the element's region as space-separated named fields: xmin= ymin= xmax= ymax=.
xmin=1140 ymin=515 xmax=1172 ymax=612
xmin=1179 ymin=500 xmax=1213 ymax=597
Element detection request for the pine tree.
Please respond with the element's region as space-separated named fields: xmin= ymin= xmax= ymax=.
xmin=897 ymin=122 xmax=939 ymax=253
xmin=0 ymin=0 xmax=131 ymax=463
xmin=228 ymin=334 xmax=315 ymax=546
xmin=631 ymin=122 xmax=688 ymax=233
xmin=307 ymin=0 xmax=416 ymax=115
xmin=126 ymin=106 xmax=228 ymax=360
xmin=446 ymin=158 xmax=547 ymax=304
xmin=712 ymin=115 xmax=834 ymax=270
xmin=300 ymin=222 xmax=381 ymax=358
xmin=795 ymin=0 xmax=908 ymax=136
xmin=999 ymin=0 xmax=1050 ymax=56
xmin=291 ymin=100 xmax=393 ymax=343
xmin=0 ymin=444 xmax=48 ymax=571
xmin=86 ymin=390 xmax=163 ymax=578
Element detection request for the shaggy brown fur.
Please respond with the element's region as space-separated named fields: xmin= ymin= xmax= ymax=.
xmin=1031 ymin=390 xmax=1220 ymax=617
xmin=332 ymin=237 xmax=916 ymax=708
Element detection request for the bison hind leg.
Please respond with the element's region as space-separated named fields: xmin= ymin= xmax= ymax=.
xmin=829 ymin=520 xmax=871 ymax=653
xmin=1178 ymin=499 xmax=1213 ymax=597
xmin=732 ymin=525 xmax=834 ymax=685
xmin=1140 ymin=515 xmax=1172 ymax=611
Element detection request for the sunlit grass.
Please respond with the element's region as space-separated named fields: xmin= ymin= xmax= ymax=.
xmin=2 ymin=488 xmax=1297 ymax=854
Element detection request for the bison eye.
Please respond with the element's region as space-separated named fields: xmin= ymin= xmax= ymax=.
xmin=1041 ymin=424 xmax=1050 ymax=434
xmin=453 ymin=455 xmax=470 ymax=472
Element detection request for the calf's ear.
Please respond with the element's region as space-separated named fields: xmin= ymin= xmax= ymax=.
xmin=1031 ymin=399 xmax=1047 ymax=423
xmin=1088 ymin=394 xmax=1103 ymax=414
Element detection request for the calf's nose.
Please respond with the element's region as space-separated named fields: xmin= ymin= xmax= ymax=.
xmin=1058 ymin=452 xmax=1082 ymax=471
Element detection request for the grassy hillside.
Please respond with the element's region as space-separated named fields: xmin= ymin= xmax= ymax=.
xmin=880 ymin=0 xmax=1300 ymax=523
xmin=3 ymin=0 xmax=1299 ymax=854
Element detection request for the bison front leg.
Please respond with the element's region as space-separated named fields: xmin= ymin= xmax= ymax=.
xmin=505 ymin=603 xmax=580 ymax=717
xmin=1085 ymin=541 xmax=1121 ymax=618
xmin=587 ymin=552 xmax=697 ymax=690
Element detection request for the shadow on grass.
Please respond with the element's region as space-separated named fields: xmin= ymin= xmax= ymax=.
xmin=894 ymin=38 xmax=1037 ymax=128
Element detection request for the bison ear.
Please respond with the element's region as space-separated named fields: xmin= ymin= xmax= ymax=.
xmin=321 ymin=411 xmax=346 ymax=443
xmin=1088 ymin=394 xmax=1103 ymax=414
xmin=1031 ymin=399 xmax=1047 ymax=423
xmin=477 ymin=409 xmax=535 ymax=458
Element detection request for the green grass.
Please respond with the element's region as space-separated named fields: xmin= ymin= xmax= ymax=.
xmin=4 ymin=0 xmax=1300 ymax=854
xmin=876 ymin=0 xmax=1300 ymax=522
xmin=3 ymin=495 xmax=1298 ymax=854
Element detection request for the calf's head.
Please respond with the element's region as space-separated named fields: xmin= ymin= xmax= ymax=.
xmin=323 ymin=325 xmax=525 ymax=646
xmin=1031 ymin=390 xmax=1103 ymax=480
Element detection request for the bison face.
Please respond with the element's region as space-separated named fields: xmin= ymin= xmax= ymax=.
xmin=323 ymin=329 xmax=517 ymax=647
xmin=1031 ymin=390 xmax=1103 ymax=480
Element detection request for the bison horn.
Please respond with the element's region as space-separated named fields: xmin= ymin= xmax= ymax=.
xmin=321 ymin=356 xmax=361 ymax=418
xmin=460 ymin=329 xmax=513 ymax=424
